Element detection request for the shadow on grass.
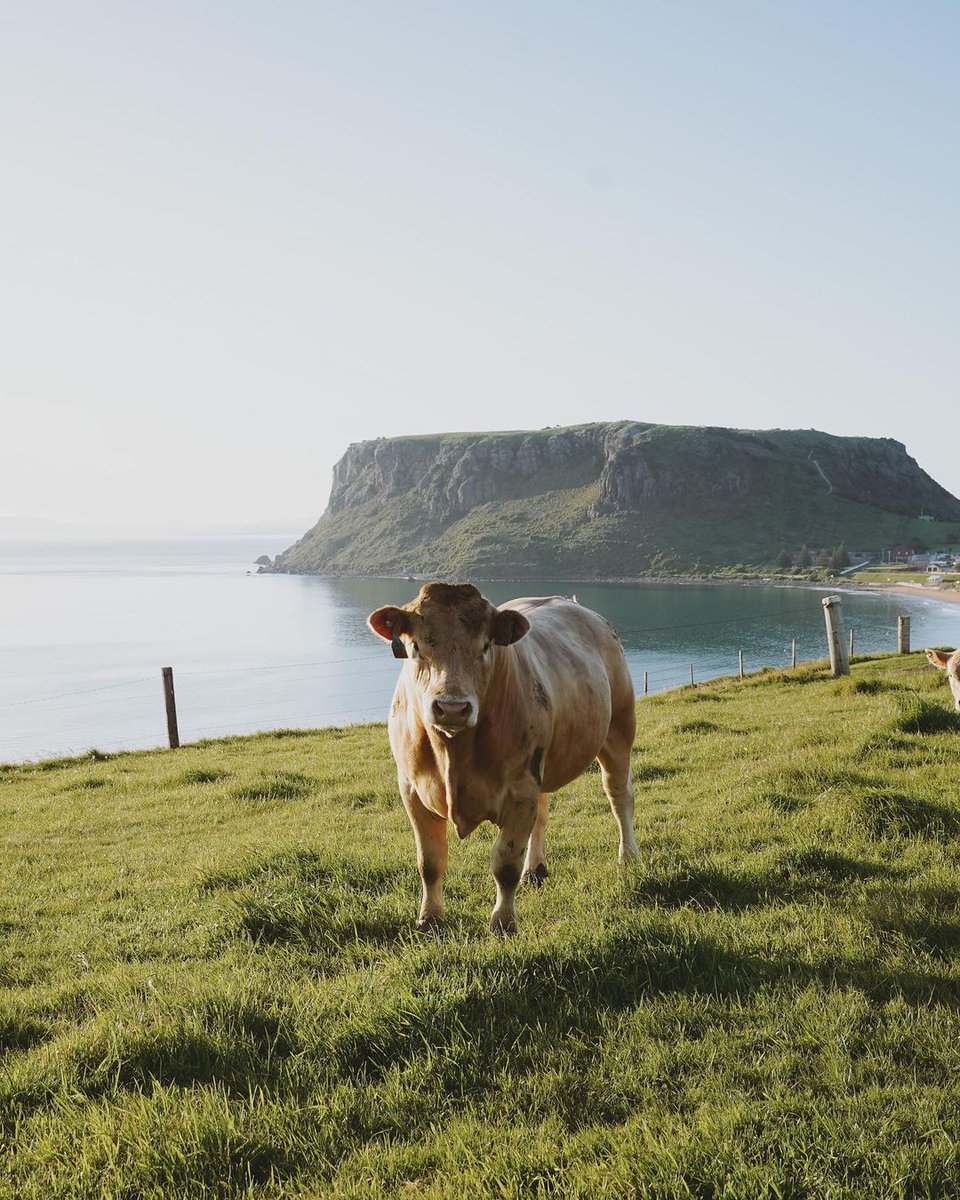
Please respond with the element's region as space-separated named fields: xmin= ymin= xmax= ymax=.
xmin=673 ymin=720 xmax=720 ymax=735
xmin=0 ymin=1015 xmax=52 ymax=1053
xmin=623 ymin=849 xmax=890 ymax=912
xmin=633 ymin=764 xmax=679 ymax=783
xmin=751 ymin=766 xmax=880 ymax=815
xmin=201 ymin=848 xmax=411 ymax=951
xmin=68 ymin=998 xmax=297 ymax=1102
xmin=174 ymin=767 xmax=231 ymax=786
xmin=857 ymin=732 xmax=916 ymax=760
xmin=230 ymin=772 xmax=318 ymax=803
xmin=200 ymin=848 xmax=401 ymax=895
xmin=236 ymin=896 xmax=409 ymax=950
xmin=68 ymin=777 xmax=109 ymax=791
xmin=7 ymin=915 xmax=954 ymax=1133
xmin=848 ymin=791 xmax=960 ymax=841
xmin=773 ymin=668 xmax=830 ymax=687
xmin=866 ymin=882 xmax=960 ymax=960
xmin=895 ymin=696 xmax=960 ymax=735
xmin=760 ymin=791 xmax=807 ymax=814
xmin=33 ymin=749 xmax=116 ymax=773
xmin=323 ymin=922 xmax=960 ymax=1088
xmin=850 ymin=678 xmax=900 ymax=695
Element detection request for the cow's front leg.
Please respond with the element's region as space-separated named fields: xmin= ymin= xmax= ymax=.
xmin=522 ymin=792 xmax=550 ymax=885
xmin=490 ymin=790 xmax=539 ymax=935
xmin=401 ymin=783 xmax=448 ymax=930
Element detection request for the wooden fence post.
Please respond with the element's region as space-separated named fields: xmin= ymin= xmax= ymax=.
xmin=898 ymin=616 xmax=911 ymax=655
xmin=689 ymin=664 xmax=695 ymax=687
xmin=643 ymin=670 xmax=649 ymax=696
xmin=822 ymin=595 xmax=850 ymax=677
xmin=161 ymin=667 xmax=180 ymax=749
xmin=791 ymin=639 xmax=797 ymax=669
xmin=849 ymin=628 xmax=855 ymax=660
xmin=738 ymin=649 xmax=744 ymax=680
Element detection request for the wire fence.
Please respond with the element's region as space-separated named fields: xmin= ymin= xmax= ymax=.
xmin=0 ymin=599 xmax=930 ymax=764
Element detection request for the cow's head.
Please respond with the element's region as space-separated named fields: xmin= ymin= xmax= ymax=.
xmin=368 ymin=583 xmax=529 ymax=734
xmin=925 ymin=647 xmax=960 ymax=711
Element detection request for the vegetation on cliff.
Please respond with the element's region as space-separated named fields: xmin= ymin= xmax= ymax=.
xmin=270 ymin=422 xmax=960 ymax=578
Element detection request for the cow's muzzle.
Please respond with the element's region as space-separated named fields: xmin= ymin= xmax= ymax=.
xmin=430 ymin=696 xmax=474 ymax=732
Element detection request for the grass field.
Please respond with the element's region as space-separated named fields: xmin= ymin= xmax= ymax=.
xmin=2 ymin=654 xmax=960 ymax=1198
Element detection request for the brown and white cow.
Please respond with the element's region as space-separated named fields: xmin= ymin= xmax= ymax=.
xmin=925 ymin=647 xmax=960 ymax=710
xmin=368 ymin=583 xmax=638 ymax=934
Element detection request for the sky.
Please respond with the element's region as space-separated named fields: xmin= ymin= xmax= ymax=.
xmin=1 ymin=1 xmax=957 ymax=533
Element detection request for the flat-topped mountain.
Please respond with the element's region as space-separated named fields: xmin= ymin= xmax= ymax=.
xmin=267 ymin=422 xmax=960 ymax=577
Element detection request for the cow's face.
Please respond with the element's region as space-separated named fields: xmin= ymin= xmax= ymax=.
xmin=368 ymin=583 xmax=529 ymax=734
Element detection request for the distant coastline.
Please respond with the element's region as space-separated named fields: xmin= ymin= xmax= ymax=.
xmin=258 ymin=561 xmax=960 ymax=609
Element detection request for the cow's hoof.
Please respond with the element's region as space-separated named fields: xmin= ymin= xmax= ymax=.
xmin=490 ymin=913 xmax=516 ymax=937
xmin=522 ymin=863 xmax=549 ymax=887
xmin=415 ymin=916 xmax=445 ymax=934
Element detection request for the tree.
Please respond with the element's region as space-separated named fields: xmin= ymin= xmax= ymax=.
xmin=794 ymin=545 xmax=811 ymax=570
xmin=830 ymin=543 xmax=850 ymax=572
xmin=775 ymin=548 xmax=792 ymax=570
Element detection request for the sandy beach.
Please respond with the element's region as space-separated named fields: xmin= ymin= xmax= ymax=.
xmin=858 ymin=583 xmax=960 ymax=606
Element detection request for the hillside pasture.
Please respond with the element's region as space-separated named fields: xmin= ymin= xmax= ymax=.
xmin=2 ymin=655 xmax=960 ymax=1197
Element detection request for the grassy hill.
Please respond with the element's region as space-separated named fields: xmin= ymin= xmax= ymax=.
xmin=3 ymin=654 xmax=960 ymax=1196
xmin=270 ymin=423 xmax=960 ymax=577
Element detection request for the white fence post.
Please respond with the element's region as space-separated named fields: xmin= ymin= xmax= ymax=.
xmin=822 ymin=595 xmax=850 ymax=677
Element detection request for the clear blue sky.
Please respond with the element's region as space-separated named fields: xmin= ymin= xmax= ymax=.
xmin=2 ymin=1 xmax=957 ymax=531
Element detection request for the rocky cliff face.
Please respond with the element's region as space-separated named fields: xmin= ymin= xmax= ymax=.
xmin=269 ymin=422 xmax=960 ymax=576
xmin=323 ymin=423 xmax=958 ymax=523
xmin=327 ymin=426 xmax=611 ymax=521
xmin=594 ymin=425 xmax=757 ymax=511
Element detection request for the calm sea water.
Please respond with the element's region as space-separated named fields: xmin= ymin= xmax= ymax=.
xmin=2 ymin=536 xmax=959 ymax=763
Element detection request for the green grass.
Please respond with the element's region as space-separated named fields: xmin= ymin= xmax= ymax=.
xmin=3 ymin=655 xmax=960 ymax=1197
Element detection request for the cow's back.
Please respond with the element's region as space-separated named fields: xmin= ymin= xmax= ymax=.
xmin=504 ymin=597 xmax=635 ymax=792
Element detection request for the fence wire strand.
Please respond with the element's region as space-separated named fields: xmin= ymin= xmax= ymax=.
xmin=2 ymin=596 xmax=938 ymax=762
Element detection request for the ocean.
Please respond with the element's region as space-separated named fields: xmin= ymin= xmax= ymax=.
xmin=2 ymin=536 xmax=959 ymax=763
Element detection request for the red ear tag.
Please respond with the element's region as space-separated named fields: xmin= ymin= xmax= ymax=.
xmin=391 ymin=634 xmax=407 ymax=659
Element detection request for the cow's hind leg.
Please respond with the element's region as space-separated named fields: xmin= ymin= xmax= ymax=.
xmin=401 ymin=783 xmax=448 ymax=930
xmin=522 ymin=792 xmax=550 ymax=886
xmin=597 ymin=709 xmax=639 ymax=861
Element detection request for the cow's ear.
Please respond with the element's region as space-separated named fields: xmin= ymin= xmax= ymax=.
xmin=925 ymin=648 xmax=952 ymax=670
xmin=492 ymin=608 xmax=530 ymax=646
xmin=368 ymin=606 xmax=408 ymax=643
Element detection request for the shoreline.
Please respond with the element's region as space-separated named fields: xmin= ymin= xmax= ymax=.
xmin=261 ymin=565 xmax=960 ymax=605
xmin=856 ymin=582 xmax=960 ymax=606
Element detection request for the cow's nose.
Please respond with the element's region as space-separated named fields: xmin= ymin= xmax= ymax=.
xmin=432 ymin=698 xmax=473 ymax=725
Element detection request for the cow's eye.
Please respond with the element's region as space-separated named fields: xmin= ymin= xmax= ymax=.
xmin=482 ymin=641 xmax=492 ymax=656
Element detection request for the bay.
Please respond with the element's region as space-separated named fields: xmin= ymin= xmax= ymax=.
xmin=2 ymin=536 xmax=959 ymax=763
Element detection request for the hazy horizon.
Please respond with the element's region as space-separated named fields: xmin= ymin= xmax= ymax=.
xmin=3 ymin=3 xmax=958 ymax=532
xmin=2 ymin=417 xmax=959 ymax=539
xmin=0 ymin=516 xmax=307 ymax=537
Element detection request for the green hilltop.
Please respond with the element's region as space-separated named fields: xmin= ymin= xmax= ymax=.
xmin=269 ymin=422 xmax=960 ymax=577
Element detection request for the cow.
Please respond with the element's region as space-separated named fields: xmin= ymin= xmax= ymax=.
xmin=925 ymin=647 xmax=960 ymax=710
xmin=367 ymin=582 xmax=638 ymax=934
